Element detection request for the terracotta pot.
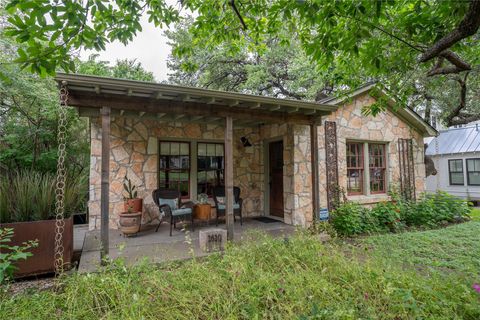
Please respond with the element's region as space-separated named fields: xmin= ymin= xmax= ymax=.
xmin=2 ymin=217 xmax=73 ymax=278
xmin=118 ymin=211 xmax=142 ymax=236
xmin=194 ymin=204 xmax=211 ymax=221
xmin=124 ymin=198 xmax=143 ymax=212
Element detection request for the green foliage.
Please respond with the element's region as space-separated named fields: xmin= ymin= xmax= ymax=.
xmin=0 ymin=170 xmax=87 ymax=223
xmin=166 ymin=17 xmax=330 ymax=100
xmin=1 ymin=232 xmax=479 ymax=318
xmin=76 ymin=54 xmax=155 ymax=82
xmin=123 ymin=175 xmax=138 ymax=200
xmin=331 ymin=191 xmax=471 ymax=237
xmin=0 ymin=228 xmax=38 ymax=284
xmin=4 ymin=0 xmax=480 ymax=121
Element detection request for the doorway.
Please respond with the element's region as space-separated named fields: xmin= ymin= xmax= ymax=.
xmin=268 ymin=140 xmax=284 ymax=218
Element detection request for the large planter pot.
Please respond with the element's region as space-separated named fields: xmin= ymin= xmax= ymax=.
xmin=194 ymin=204 xmax=211 ymax=221
xmin=118 ymin=211 xmax=142 ymax=236
xmin=2 ymin=217 xmax=73 ymax=278
xmin=124 ymin=198 xmax=143 ymax=213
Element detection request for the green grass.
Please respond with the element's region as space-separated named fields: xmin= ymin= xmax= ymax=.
xmin=470 ymin=207 xmax=480 ymax=221
xmin=352 ymin=221 xmax=480 ymax=277
xmin=2 ymin=225 xmax=480 ymax=320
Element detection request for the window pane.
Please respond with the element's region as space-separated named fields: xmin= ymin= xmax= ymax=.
xmin=468 ymin=173 xmax=480 ymax=185
xmin=160 ymin=142 xmax=170 ymax=155
xmin=170 ymin=143 xmax=179 ymax=155
xmin=451 ymin=173 xmax=464 ymax=185
xmin=346 ymin=142 xmax=364 ymax=194
xmin=197 ymin=143 xmax=224 ymax=196
xmin=180 ymin=143 xmax=189 ymax=155
xmin=449 ymin=160 xmax=463 ymax=172
xmin=198 ymin=143 xmax=206 ymax=156
xmin=467 ymin=159 xmax=480 ymax=171
xmin=368 ymin=144 xmax=386 ymax=193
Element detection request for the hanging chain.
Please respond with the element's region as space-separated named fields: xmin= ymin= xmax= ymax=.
xmin=54 ymin=81 xmax=68 ymax=275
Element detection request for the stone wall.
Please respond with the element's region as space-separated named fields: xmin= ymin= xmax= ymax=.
xmin=317 ymin=93 xmax=426 ymax=209
xmin=87 ymin=92 xmax=426 ymax=230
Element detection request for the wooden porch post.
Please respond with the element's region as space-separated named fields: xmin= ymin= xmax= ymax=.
xmin=100 ymin=106 xmax=110 ymax=263
xmin=310 ymin=122 xmax=320 ymax=221
xmin=225 ymin=116 xmax=234 ymax=241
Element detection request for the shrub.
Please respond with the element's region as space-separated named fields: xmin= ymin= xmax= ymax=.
xmin=0 ymin=170 xmax=87 ymax=223
xmin=331 ymin=191 xmax=470 ymax=237
xmin=0 ymin=228 xmax=38 ymax=284
xmin=330 ymin=202 xmax=368 ymax=236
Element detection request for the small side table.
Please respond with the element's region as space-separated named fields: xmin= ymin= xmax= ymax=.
xmin=194 ymin=204 xmax=212 ymax=225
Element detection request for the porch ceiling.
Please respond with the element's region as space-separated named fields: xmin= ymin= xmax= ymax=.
xmin=55 ymin=73 xmax=336 ymax=126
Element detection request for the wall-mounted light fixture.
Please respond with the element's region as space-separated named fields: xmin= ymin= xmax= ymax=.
xmin=240 ymin=136 xmax=253 ymax=147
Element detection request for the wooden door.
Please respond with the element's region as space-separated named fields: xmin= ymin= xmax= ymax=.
xmin=269 ymin=140 xmax=284 ymax=217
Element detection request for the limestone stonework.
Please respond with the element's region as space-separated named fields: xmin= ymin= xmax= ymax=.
xmin=317 ymin=93 xmax=426 ymax=210
xmin=87 ymin=92 xmax=426 ymax=230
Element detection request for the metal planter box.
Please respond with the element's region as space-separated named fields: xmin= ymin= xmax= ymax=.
xmin=3 ymin=216 xmax=73 ymax=278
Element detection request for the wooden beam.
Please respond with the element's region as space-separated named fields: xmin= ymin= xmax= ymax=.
xmin=138 ymin=111 xmax=146 ymax=117
xmin=310 ymin=122 xmax=320 ymax=222
xmin=269 ymin=105 xmax=281 ymax=111
xmin=68 ymin=93 xmax=314 ymax=125
xmin=100 ymin=106 xmax=110 ymax=263
xmin=157 ymin=113 xmax=166 ymax=119
xmin=119 ymin=109 xmax=125 ymax=116
xmin=174 ymin=114 xmax=186 ymax=120
xmin=95 ymin=85 xmax=101 ymax=94
xmin=250 ymin=102 xmax=261 ymax=109
xmin=206 ymin=97 xmax=216 ymax=104
xmin=127 ymin=88 xmax=133 ymax=96
xmin=225 ymin=116 xmax=234 ymax=241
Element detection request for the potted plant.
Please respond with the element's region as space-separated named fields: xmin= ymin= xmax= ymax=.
xmin=123 ymin=175 xmax=143 ymax=212
xmin=194 ymin=193 xmax=211 ymax=221
xmin=118 ymin=205 xmax=142 ymax=236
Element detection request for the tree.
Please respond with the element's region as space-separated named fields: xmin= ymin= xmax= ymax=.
xmin=3 ymin=0 xmax=480 ymax=125
xmin=166 ymin=17 xmax=333 ymax=100
xmin=76 ymin=54 xmax=155 ymax=82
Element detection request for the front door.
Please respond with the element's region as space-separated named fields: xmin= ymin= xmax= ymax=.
xmin=269 ymin=140 xmax=284 ymax=218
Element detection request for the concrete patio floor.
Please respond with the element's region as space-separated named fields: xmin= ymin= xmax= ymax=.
xmin=78 ymin=218 xmax=296 ymax=273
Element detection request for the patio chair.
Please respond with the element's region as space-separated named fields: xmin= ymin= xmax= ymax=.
xmin=212 ymin=186 xmax=243 ymax=226
xmin=152 ymin=188 xmax=195 ymax=236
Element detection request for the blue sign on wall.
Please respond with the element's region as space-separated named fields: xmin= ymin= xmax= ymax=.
xmin=318 ymin=208 xmax=329 ymax=221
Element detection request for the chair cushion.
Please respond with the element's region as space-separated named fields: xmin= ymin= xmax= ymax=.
xmin=172 ymin=208 xmax=192 ymax=216
xmin=159 ymin=197 xmax=178 ymax=210
xmin=217 ymin=203 xmax=240 ymax=210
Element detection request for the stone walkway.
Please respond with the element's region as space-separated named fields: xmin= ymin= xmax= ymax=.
xmin=78 ymin=218 xmax=296 ymax=273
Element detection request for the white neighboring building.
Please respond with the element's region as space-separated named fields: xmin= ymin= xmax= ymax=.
xmin=426 ymin=124 xmax=480 ymax=203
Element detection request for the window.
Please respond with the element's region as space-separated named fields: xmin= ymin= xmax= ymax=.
xmin=346 ymin=142 xmax=364 ymax=195
xmin=159 ymin=141 xmax=190 ymax=197
xmin=197 ymin=143 xmax=224 ymax=196
xmin=467 ymin=158 xmax=480 ymax=186
xmin=369 ymin=144 xmax=386 ymax=194
xmin=448 ymin=159 xmax=464 ymax=185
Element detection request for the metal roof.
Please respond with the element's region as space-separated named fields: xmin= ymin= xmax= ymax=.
xmin=426 ymin=124 xmax=480 ymax=155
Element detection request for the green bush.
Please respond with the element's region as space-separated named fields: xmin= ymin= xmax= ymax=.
xmin=0 ymin=170 xmax=87 ymax=223
xmin=331 ymin=191 xmax=471 ymax=237
xmin=330 ymin=202 xmax=368 ymax=236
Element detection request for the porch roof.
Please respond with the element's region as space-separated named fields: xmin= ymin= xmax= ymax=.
xmin=55 ymin=73 xmax=337 ymax=126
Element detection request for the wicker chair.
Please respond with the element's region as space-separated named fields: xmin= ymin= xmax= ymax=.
xmin=152 ymin=188 xmax=195 ymax=236
xmin=212 ymin=186 xmax=243 ymax=226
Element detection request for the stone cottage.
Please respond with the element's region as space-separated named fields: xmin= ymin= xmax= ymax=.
xmin=55 ymin=74 xmax=437 ymax=231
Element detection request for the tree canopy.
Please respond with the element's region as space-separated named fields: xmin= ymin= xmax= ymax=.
xmin=3 ymin=0 xmax=480 ymax=125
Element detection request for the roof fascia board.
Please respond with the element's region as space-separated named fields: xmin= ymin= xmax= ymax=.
xmin=55 ymin=73 xmax=337 ymax=113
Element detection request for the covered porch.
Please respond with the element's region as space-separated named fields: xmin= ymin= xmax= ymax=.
xmin=55 ymin=73 xmax=335 ymax=261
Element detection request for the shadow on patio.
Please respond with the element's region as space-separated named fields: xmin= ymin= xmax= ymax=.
xmin=78 ymin=218 xmax=296 ymax=273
